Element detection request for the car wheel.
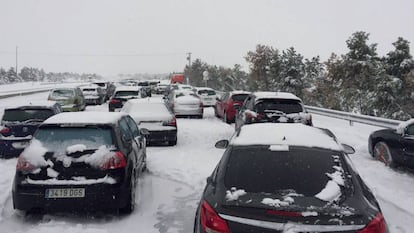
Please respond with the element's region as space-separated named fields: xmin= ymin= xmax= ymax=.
xmin=224 ymin=112 xmax=231 ymax=124
xmin=373 ymin=141 xmax=395 ymax=166
xmin=119 ymin=174 xmax=136 ymax=214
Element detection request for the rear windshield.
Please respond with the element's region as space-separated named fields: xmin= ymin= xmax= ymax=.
xmin=82 ymin=88 xmax=97 ymax=92
xmin=224 ymin=146 xmax=345 ymax=196
xmin=231 ymin=94 xmax=249 ymax=102
xmin=115 ymin=91 xmax=139 ymax=97
xmin=34 ymin=126 xmax=114 ymax=153
xmin=2 ymin=109 xmax=54 ymax=122
xmin=51 ymin=89 xmax=75 ymax=98
xmin=198 ymin=90 xmax=216 ymax=96
xmin=255 ymin=99 xmax=303 ymax=114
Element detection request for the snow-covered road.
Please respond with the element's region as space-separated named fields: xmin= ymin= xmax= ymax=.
xmin=0 ymin=91 xmax=413 ymax=233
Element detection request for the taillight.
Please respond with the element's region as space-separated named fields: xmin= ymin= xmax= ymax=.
xmin=100 ymin=151 xmax=127 ymax=170
xmin=0 ymin=127 xmax=10 ymax=135
xmin=110 ymin=99 xmax=121 ymax=104
xmin=164 ymin=117 xmax=177 ymax=127
xmin=357 ymin=213 xmax=387 ymax=233
xmin=200 ymin=201 xmax=230 ymax=233
xmin=16 ymin=156 xmax=35 ymax=172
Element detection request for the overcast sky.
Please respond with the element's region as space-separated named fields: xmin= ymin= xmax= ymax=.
xmin=1 ymin=0 xmax=414 ymax=76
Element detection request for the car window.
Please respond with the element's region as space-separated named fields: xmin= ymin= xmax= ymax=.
xmin=198 ymin=89 xmax=216 ymax=96
xmin=406 ymin=124 xmax=414 ymax=136
xmin=115 ymin=91 xmax=139 ymax=97
xmin=231 ymin=94 xmax=249 ymax=102
xmin=51 ymin=89 xmax=75 ymax=98
xmin=119 ymin=118 xmax=133 ymax=141
xmin=224 ymin=146 xmax=347 ymax=196
xmin=255 ymin=99 xmax=304 ymax=114
xmin=125 ymin=116 xmax=140 ymax=138
xmin=2 ymin=109 xmax=55 ymax=122
xmin=34 ymin=126 xmax=114 ymax=153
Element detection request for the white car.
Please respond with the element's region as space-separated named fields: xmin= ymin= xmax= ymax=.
xmin=195 ymin=87 xmax=217 ymax=107
xmin=165 ymin=90 xmax=203 ymax=118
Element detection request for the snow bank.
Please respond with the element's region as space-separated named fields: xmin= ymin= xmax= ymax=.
xmin=396 ymin=119 xmax=414 ymax=134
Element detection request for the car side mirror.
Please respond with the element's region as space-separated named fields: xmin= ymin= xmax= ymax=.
xmin=140 ymin=128 xmax=150 ymax=136
xmin=215 ymin=139 xmax=229 ymax=149
xmin=341 ymin=143 xmax=355 ymax=154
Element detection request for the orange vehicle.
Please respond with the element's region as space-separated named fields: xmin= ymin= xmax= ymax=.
xmin=170 ymin=73 xmax=185 ymax=84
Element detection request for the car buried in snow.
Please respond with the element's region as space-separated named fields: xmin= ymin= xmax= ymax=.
xmin=12 ymin=112 xmax=148 ymax=214
xmin=194 ymin=123 xmax=388 ymax=233
xmin=368 ymin=119 xmax=414 ymax=169
xmin=0 ymin=101 xmax=62 ymax=158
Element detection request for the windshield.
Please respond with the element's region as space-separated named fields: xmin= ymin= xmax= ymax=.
xmin=224 ymin=146 xmax=347 ymax=197
xmin=2 ymin=109 xmax=54 ymax=122
xmin=255 ymin=99 xmax=303 ymax=114
xmin=198 ymin=90 xmax=216 ymax=96
xmin=231 ymin=94 xmax=249 ymax=102
xmin=34 ymin=126 xmax=114 ymax=154
xmin=115 ymin=91 xmax=139 ymax=97
xmin=51 ymin=89 xmax=75 ymax=98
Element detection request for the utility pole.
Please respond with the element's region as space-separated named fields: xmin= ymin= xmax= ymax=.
xmin=15 ymin=46 xmax=18 ymax=78
xmin=186 ymin=52 xmax=192 ymax=85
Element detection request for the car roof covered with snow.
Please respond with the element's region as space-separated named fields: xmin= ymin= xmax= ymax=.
xmin=42 ymin=112 xmax=128 ymax=125
xmin=253 ymin=91 xmax=301 ymax=101
xmin=4 ymin=101 xmax=59 ymax=110
xmin=114 ymin=86 xmax=142 ymax=92
xmin=231 ymin=123 xmax=341 ymax=151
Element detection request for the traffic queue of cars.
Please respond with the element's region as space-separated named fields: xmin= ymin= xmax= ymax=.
xmin=0 ymin=80 xmax=402 ymax=232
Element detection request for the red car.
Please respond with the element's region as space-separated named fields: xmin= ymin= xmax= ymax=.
xmin=214 ymin=91 xmax=250 ymax=123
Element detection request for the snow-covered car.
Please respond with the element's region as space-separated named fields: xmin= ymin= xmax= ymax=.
xmin=109 ymin=86 xmax=144 ymax=112
xmin=194 ymin=123 xmax=388 ymax=233
xmin=235 ymin=91 xmax=312 ymax=130
xmin=195 ymin=87 xmax=217 ymax=107
xmin=12 ymin=112 xmax=148 ymax=214
xmin=368 ymin=119 xmax=414 ymax=169
xmin=215 ymin=90 xmax=250 ymax=123
xmin=47 ymin=87 xmax=86 ymax=112
xmin=80 ymin=84 xmax=105 ymax=105
xmin=0 ymin=101 xmax=62 ymax=158
xmin=122 ymin=98 xmax=177 ymax=146
xmin=165 ymin=90 xmax=203 ymax=118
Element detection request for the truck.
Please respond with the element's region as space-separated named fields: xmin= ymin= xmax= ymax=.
xmin=170 ymin=73 xmax=185 ymax=84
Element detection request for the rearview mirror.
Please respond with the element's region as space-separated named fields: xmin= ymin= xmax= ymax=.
xmin=215 ymin=139 xmax=229 ymax=149
xmin=341 ymin=143 xmax=355 ymax=154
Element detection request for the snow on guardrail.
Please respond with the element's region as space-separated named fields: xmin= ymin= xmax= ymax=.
xmin=305 ymin=105 xmax=403 ymax=129
xmin=0 ymin=82 xmax=88 ymax=99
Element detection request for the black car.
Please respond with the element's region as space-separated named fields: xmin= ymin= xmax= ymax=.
xmin=0 ymin=101 xmax=62 ymax=158
xmin=368 ymin=119 xmax=414 ymax=169
xmin=109 ymin=86 xmax=144 ymax=112
xmin=194 ymin=123 xmax=388 ymax=233
xmin=12 ymin=112 xmax=148 ymax=214
xmin=235 ymin=91 xmax=312 ymax=130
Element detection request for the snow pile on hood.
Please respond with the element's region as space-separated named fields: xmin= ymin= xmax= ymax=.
xmin=66 ymin=144 xmax=87 ymax=154
xmin=21 ymin=139 xmax=48 ymax=168
xmin=261 ymin=196 xmax=294 ymax=207
xmin=225 ymin=187 xmax=246 ymax=201
xmin=315 ymin=156 xmax=345 ymax=202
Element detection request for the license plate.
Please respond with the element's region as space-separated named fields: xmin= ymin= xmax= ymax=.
xmin=12 ymin=141 xmax=29 ymax=149
xmin=45 ymin=188 xmax=85 ymax=198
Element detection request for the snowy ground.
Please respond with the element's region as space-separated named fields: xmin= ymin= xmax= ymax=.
xmin=0 ymin=90 xmax=413 ymax=233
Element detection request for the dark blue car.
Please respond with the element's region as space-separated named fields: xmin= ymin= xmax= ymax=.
xmin=0 ymin=101 xmax=62 ymax=158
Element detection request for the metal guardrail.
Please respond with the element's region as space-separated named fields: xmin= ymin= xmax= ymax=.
xmin=0 ymin=89 xmax=53 ymax=99
xmin=305 ymin=105 xmax=403 ymax=129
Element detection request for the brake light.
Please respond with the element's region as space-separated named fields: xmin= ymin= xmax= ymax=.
xmin=357 ymin=213 xmax=387 ymax=233
xmin=0 ymin=127 xmax=10 ymax=135
xmin=200 ymin=201 xmax=230 ymax=233
xmin=165 ymin=117 xmax=177 ymax=127
xmin=16 ymin=156 xmax=35 ymax=172
xmin=110 ymin=99 xmax=121 ymax=104
xmin=100 ymin=151 xmax=127 ymax=170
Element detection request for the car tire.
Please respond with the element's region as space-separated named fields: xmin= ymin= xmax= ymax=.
xmin=373 ymin=141 xmax=395 ymax=167
xmin=119 ymin=175 xmax=136 ymax=214
xmin=224 ymin=112 xmax=231 ymax=124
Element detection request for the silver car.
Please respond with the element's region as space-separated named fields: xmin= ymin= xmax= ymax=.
xmin=165 ymin=90 xmax=203 ymax=118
